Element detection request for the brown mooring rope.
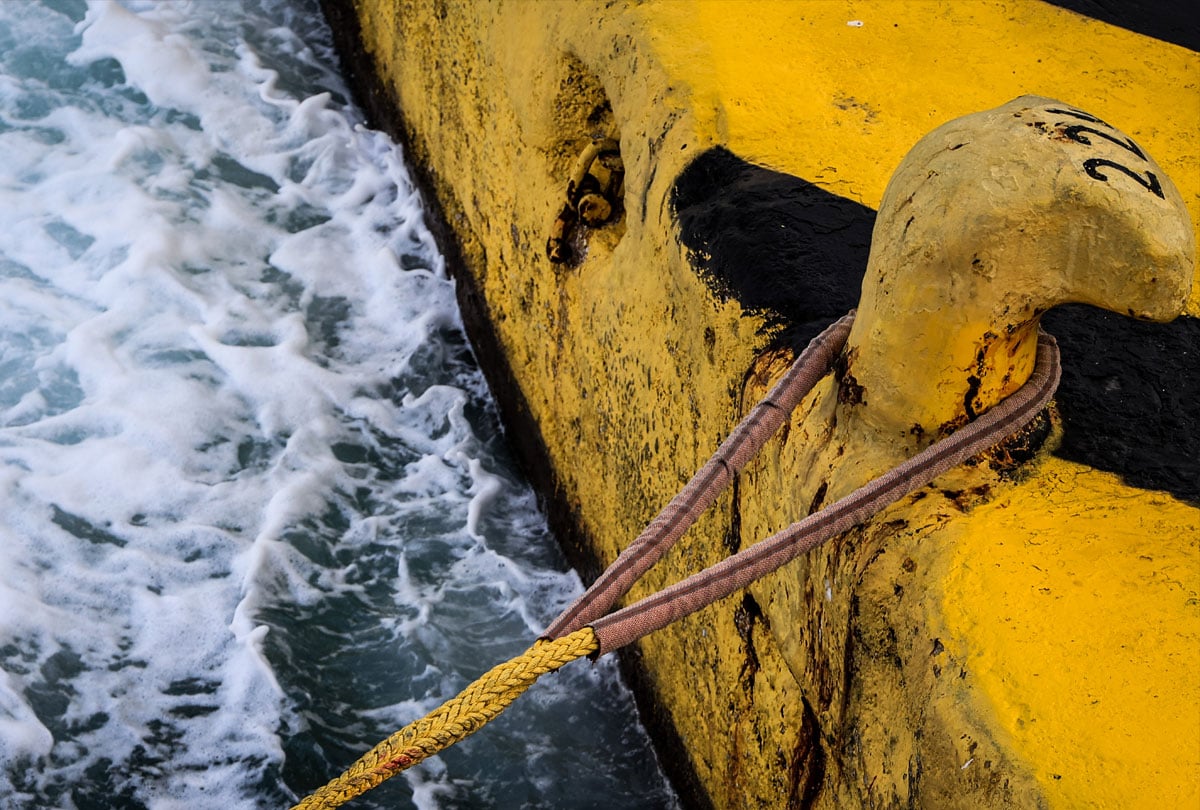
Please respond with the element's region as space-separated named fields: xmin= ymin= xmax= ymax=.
xmin=585 ymin=325 xmax=1060 ymax=654
xmin=542 ymin=311 xmax=856 ymax=640
xmin=293 ymin=311 xmax=1061 ymax=807
xmin=546 ymin=312 xmax=1060 ymax=652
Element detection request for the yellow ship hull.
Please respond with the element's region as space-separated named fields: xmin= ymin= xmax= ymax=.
xmin=319 ymin=2 xmax=1200 ymax=807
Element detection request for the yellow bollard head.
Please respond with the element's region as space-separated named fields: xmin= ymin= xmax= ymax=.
xmin=847 ymin=95 xmax=1195 ymax=440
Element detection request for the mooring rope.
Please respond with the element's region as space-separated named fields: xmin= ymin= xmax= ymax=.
xmin=292 ymin=628 xmax=600 ymax=810
xmin=290 ymin=311 xmax=1061 ymax=808
xmin=587 ymin=327 xmax=1060 ymax=653
xmin=542 ymin=311 xmax=855 ymax=640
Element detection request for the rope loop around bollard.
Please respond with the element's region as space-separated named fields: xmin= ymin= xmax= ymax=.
xmin=584 ymin=321 xmax=1060 ymax=654
xmin=291 ymin=310 xmax=1061 ymax=808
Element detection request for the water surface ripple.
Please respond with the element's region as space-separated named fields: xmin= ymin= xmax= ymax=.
xmin=0 ymin=1 xmax=676 ymax=807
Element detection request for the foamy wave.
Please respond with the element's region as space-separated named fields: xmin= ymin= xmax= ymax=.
xmin=1 ymin=1 xmax=674 ymax=807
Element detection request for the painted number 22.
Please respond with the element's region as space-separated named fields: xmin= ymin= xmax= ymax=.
xmin=1045 ymin=108 xmax=1165 ymax=200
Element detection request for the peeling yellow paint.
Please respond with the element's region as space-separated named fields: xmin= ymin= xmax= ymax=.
xmin=335 ymin=0 xmax=1200 ymax=806
xmin=640 ymin=0 xmax=1200 ymax=313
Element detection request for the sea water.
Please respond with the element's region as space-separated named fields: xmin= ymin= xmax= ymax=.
xmin=0 ymin=1 xmax=678 ymax=807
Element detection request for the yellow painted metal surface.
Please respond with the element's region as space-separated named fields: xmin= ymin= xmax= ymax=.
xmin=842 ymin=94 xmax=1191 ymax=441
xmin=939 ymin=456 xmax=1200 ymax=810
xmin=336 ymin=0 xmax=1200 ymax=806
xmin=644 ymin=0 xmax=1200 ymax=312
xmin=344 ymin=3 xmax=797 ymax=803
xmin=734 ymin=91 xmax=1196 ymax=809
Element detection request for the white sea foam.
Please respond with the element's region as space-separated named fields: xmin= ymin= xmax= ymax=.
xmin=0 ymin=1 xmax=676 ymax=808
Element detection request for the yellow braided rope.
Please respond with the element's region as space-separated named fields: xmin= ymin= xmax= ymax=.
xmin=291 ymin=627 xmax=599 ymax=810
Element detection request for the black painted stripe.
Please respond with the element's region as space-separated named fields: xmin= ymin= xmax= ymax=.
xmin=1040 ymin=0 xmax=1200 ymax=53
xmin=671 ymin=147 xmax=1200 ymax=504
